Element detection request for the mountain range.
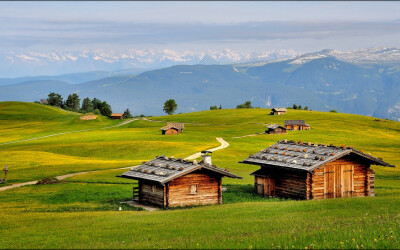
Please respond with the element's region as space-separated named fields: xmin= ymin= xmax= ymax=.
xmin=0 ymin=47 xmax=399 ymax=121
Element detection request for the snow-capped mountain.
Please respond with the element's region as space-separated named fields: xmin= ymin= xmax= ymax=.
xmin=0 ymin=49 xmax=298 ymax=78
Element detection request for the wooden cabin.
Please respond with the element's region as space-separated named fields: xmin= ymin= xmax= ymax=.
xmin=160 ymin=122 xmax=185 ymax=135
xmin=271 ymin=108 xmax=287 ymax=115
xmin=284 ymin=120 xmax=310 ymax=130
xmin=266 ymin=124 xmax=287 ymax=134
xmin=110 ymin=113 xmax=124 ymax=119
xmin=118 ymin=154 xmax=242 ymax=207
xmin=240 ymin=140 xmax=394 ymax=200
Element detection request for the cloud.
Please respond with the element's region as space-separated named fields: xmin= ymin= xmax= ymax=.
xmin=1 ymin=15 xmax=400 ymax=51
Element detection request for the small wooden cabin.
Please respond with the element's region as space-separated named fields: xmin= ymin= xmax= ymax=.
xmin=118 ymin=155 xmax=242 ymax=207
xmin=240 ymin=140 xmax=394 ymax=200
xmin=271 ymin=108 xmax=287 ymax=115
xmin=284 ymin=120 xmax=310 ymax=130
xmin=160 ymin=122 xmax=185 ymax=135
xmin=110 ymin=113 xmax=124 ymax=119
xmin=266 ymin=124 xmax=287 ymax=134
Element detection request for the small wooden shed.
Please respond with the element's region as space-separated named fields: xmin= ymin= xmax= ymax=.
xmin=118 ymin=155 xmax=242 ymax=207
xmin=160 ymin=122 xmax=185 ymax=135
xmin=271 ymin=108 xmax=287 ymax=115
xmin=266 ymin=124 xmax=287 ymax=134
xmin=240 ymin=140 xmax=394 ymax=200
xmin=284 ymin=120 xmax=310 ymax=130
xmin=110 ymin=113 xmax=124 ymax=119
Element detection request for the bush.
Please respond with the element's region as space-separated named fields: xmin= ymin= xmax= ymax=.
xmin=36 ymin=177 xmax=61 ymax=185
xmin=210 ymin=105 xmax=218 ymax=110
xmin=236 ymin=101 xmax=253 ymax=109
xmin=330 ymin=109 xmax=338 ymax=113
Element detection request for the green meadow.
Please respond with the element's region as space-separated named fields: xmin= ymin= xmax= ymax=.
xmin=0 ymin=101 xmax=399 ymax=249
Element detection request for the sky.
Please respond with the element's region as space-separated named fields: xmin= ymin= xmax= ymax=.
xmin=1 ymin=1 xmax=400 ymax=53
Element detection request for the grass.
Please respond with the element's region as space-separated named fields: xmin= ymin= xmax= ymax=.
xmin=0 ymin=102 xmax=399 ymax=249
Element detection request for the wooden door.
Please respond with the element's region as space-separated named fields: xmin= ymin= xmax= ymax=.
xmin=341 ymin=165 xmax=354 ymax=197
xmin=255 ymin=177 xmax=264 ymax=195
xmin=324 ymin=165 xmax=336 ymax=198
xmin=264 ymin=177 xmax=275 ymax=196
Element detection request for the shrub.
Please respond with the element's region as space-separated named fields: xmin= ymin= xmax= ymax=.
xmin=36 ymin=177 xmax=61 ymax=185
xmin=210 ymin=105 xmax=218 ymax=110
xmin=330 ymin=109 xmax=338 ymax=113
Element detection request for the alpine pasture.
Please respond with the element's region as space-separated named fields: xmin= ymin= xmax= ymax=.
xmin=0 ymin=101 xmax=399 ymax=249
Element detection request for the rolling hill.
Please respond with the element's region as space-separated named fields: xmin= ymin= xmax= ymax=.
xmin=0 ymin=101 xmax=399 ymax=248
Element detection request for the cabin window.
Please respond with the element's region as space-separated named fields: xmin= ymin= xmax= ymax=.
xmin=190 ymin=184 xmax=197 ymax=194
xmin=151 ymin=185 xmax=156 ymax=193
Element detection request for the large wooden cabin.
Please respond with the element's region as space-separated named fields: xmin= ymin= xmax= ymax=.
xmin=118 ymin=154 xmax=242 ymax=207
xmin=271 ymin=108 xmax=287 ymax=115
xmin=266 ymin=124 xmax=287 ymax=134
xmin=160 ymin=122 xmax=185 ymax=135
xmin=284 ymin=120 xmax=310 ymax=130
xmin=240 ymin=140 xmax=394 ymax=200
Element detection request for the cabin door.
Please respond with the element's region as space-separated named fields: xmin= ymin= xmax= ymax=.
xmin=324 ymin=165 xmax=341 ymax=198
xmin=264 ymin=177 xmax=275 ymax=196
xmin=341 ymin=165 xmax=354 ymax=197
xmin=255 ymin=177 xmax=264 ymax=195
xmin=324 ymin=165 xmax=354 ymax=198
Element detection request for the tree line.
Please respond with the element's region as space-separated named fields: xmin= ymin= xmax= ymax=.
xmin=40 ymin=92 xmax=133 ymax=118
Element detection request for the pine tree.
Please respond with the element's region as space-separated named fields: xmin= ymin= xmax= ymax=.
xmin=81 ymin=97 xmax=93 ymax=113
xmin=123 ymin=108 xmax=133 ymax=119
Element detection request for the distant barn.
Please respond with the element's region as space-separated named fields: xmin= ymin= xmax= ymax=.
xmin=160 ymin=122 xmax=185 ymax=135
xmin=284 ymin=120 xmax=310 ymax=130
xmin=240 ymin=140 xmax=394 ymax=200
xmin=110 ymin=113 xmax=124 ymax=119
xmin=118 ymin=152 xmax=242 ymax=207
xmin=271 ymin=108 xmax=287 ymax=115
xmin=265 ymin=124 xmax=287 ymax=134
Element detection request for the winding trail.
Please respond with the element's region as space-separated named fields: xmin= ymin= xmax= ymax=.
xmin=0 ymin=137 xmax=230 ymax=192
xmin=0 ymin=118 xmax=138 ymax=146
xmin=232 ymin=132 xmax=266 ymax=139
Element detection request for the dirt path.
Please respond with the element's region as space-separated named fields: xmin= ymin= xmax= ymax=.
xmin=0 ymin=137 xmax=230 ymax=192
xmin=0 ymin=118 xmax=138 ymax=146
xmin=232 ymin=132 xmax=266 ymax=139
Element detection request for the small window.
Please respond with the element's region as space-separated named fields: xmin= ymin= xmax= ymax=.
xmin=190 ymin=184 xmax=197 ymax=194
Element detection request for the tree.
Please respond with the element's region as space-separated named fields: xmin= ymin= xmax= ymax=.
xmin=123 ymin=108 xmax=133 ymax=119
xmin=236 ymin=101 xmax=253 ymax=109
xmin=94 ymin=109 xmax=101 ymax=115
xmin=65 ymin=93 xmax=81 ymax=112
xmin=219 ymin=105 xmax=222 ymax=110
xmin=330 ymin=109 xmax=338 ymax=113
xmin=304 ymin=106 xmax=309 ymax=110
xmin=298 ymin=105 xmax=302 ymax=110
xmin=92 ymin=98 xmax=102 ymax=111
xmin=47 ymin=92 xmax=63 ymax=107
xmin=292 ymin=104 xmax=297 ymax=109
xmin=81 ymin=97 xmax=93 ymax=113
xmin=99 ymin=101 xmax=112 ymax=117
xmin=163 ymin=99 xmax=178 ymax=115
xmin=210 ymin=105 xmax=218 ymax=110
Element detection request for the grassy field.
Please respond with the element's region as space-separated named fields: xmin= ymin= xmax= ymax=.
xmin=0 ymin=101 xmax=399 ymax=249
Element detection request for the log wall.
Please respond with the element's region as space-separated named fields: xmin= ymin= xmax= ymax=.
xmin=166 ymin=170 xmax=221 ymax=207
xmin=311 ymin=156 xmax=371 ymax=200
xmin=139 ymin=181 xmax=165 ymax=206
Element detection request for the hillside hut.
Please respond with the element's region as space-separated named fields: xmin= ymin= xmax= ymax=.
xmin=117 ymin=152 xmax=242 ymax=207
xmin=160 ymin=122 xmax=185 ymax=135
xmin=240 ymin=140 xmax=394 ymax=200
xmin=284 ymin=120 xmax=310 ymax=130
xmin=265 ymin=124 xmax=287 ymax=134
xmin=271 ymin=108 xmax=287 ymax=115
xmin=110 ymin=113 xmax=124 ymax=119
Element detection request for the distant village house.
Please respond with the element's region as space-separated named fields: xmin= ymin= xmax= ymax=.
xmin=110 ymin=113 xmax=124 ymax=119
xmin=160 ymin=122 xmax=185 ymax=135
xmin=118 ymin=152 xmax=242 ymax=207
xmin=265 ymin=124 xmax=287 ymax=134
xmin=240 ymin=140 xmax=394 ymax=200
xmin=271 ymin=108 xmax=287 ymax=115
xmin=284 ymin=120 xmax=310 ymax=130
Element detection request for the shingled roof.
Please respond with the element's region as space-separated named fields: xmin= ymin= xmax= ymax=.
xmin=118 ymin=155 xmax=242 ymax=185
xmin=160 ymin=122 xmax=185 ymax=131
xmin=266 ymin=124 xmax=286 ymax=130
xmin=240 ymin=140 xmax=394 ymax=173
xmin=272 ymin=108 xmax=287 ymax=112
xmin=284 ymin=120 xmax=308 ymax=126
